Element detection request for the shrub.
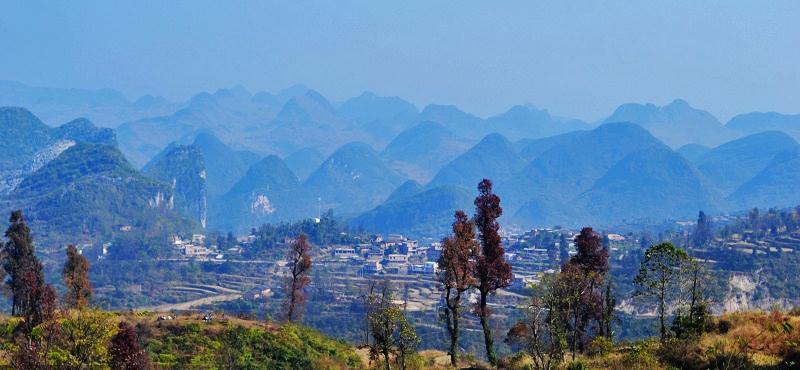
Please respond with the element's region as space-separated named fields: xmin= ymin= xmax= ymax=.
xmin=657 ymin=338 xmax=708 ymax=370
xmin=705 ymin=339 xmax=753 ymax=370
xmin=621 ymin=340 xmax=660 ymax=370
xmin=565 ymin=360 xmax=588 ymax=370
xmin=589 ymin=336 xmax=614 ymax=356
xmin=716 ymin=319 xmax=732 ymax=334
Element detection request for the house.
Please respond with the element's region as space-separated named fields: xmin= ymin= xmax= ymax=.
xmin=332 ymin=247 xmax=357 ymax=258
xmin=386 ymin=254 xmax=408 ymax=263
xmin=410 ymin=262 xmax=439 ymax=274
xmin=363 ymin=261 xmax=382 ymax=273
xmin=191 ymin=234 xmax=206 ymax=245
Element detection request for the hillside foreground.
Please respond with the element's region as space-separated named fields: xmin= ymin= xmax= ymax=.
xmin=0 ymin=309 xmax=796 ymax=369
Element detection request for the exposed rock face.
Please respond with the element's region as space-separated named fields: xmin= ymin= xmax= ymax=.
xmin=142 ymin=144 xmax=209 ymax=228
xmin=250 ymin=194 xmax=275 ymax=215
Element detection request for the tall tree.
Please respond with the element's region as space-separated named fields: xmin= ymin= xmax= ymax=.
xmin=691 ymin=211 xmax=713 ymax=247
xmin=562 ymin=227 xmax=609 ymax=355
xmin=671 ymin=259 xmax=711 ymax=339
xmin=632 ymin=242 xmax=689 ymax=342
xmin=437 ymin=210 xmax=478 ymax=366
xmin=285 ymin=234 xmax=312 ymax=322
xmin=3 ymin=210 xmax=43 ymax=316
xmin=62 ymin=245 xmax=93 ymax=309
xmin=109 ymin=321 xmax=153 ymax=370
xmin=473 ymin=179 xmax=512 ymax=365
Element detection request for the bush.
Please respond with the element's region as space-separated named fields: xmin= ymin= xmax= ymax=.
xmin=565 ymin=360 xmax=588 ymax=370
xmin=621 ymin=340 xmax=660 ymax=370
xmin=782 ymin=344 xmax=800 ymax=369
xmin=657 ymin=338 xmax=708 ymax=370
xmin=589 ymin=336 xmax=614 ymax=356
xmin=716 ymin=319 xmax=732 ymax=334
xmin=705 ymin=339 xmax=753 ymax=370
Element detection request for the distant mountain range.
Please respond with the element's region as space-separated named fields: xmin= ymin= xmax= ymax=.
xmin=2 ymin=80 xmax=800 ymax=238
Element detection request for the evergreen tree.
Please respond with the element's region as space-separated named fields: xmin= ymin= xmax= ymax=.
xmin=633 ymin=242 xmax=689 ymax=342
xmin=3 ymin=210 xmax=51 ymax=324
xmin=691 ymin=211 xmax=713 ymax=247
xmin=473 ymin=179 xmax=512 ymax=365
xmin=62 ymin=244 xmax=93 ymax=309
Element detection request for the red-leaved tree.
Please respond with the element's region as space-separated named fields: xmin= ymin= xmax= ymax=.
xmin=473 ymin=179 xmax=512 ymax=365
xmin=109 ymin=321 xmax=153 ymax=370
xmin=438 ymin=210 xmax=478 ymax=366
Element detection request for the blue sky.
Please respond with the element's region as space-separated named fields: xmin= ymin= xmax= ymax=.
xmin=1 ymin=1 xmax=798 ymax=121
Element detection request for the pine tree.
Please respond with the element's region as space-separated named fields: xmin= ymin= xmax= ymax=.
xmin=633 ymin=242 xmax=689 ymax=342
xmin=691 ymin=211 xmax=713 ymax=247
xmin=473 ymin=179 xmax=512 ymax=365
xmin=62 ymin=244 xmax=93 ymax=309
xmin=3 ymin=210 xmax=51 ymax=325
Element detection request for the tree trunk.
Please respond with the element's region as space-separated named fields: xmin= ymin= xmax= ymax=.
xmin=450 ymin=302 xmax=459 ymax=366
xmin=382 ymin=347 xmax=391 ymax=370
xmin=479 ymin=291 xmax=497 ymax=365
xmin=572 ymin=300 xmax=579 ymax=361
xmin=659 ymin=281 xmax=666 ymax=342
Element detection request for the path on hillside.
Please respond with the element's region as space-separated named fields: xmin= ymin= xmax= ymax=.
xmin=145 ymin=292 xmax=243 ymax=312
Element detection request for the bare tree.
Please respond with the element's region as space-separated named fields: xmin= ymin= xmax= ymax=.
xmin=285 ymin=234 xmax=312 ymax=322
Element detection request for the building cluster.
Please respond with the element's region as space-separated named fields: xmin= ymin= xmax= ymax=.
xmin=172 ymin=234 xmax=225 ymax=260
xmin=330 ymin=234 xmax=439 ymax=276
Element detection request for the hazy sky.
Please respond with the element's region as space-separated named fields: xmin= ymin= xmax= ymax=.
xmin=1 ymin=1 xmax=798 ymax=121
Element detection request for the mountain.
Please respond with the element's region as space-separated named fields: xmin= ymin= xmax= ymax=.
xmin=210 ymin=155 xmax=315 ymax=233
xmin=351 ymin=186 xmax=473 ymax=237
xmin=604 ymin=99 xmax=737 ymax=147
xmin=191 ymin=133 xmax=260 ymax=197
xmin=427 ymin=133 xmax=524 ymax=191
xmin=338 ymin=91 xmax=419 ymax=144
xmin=568 ymin=146 xmax=718 ymax=226
xmin=0 ymin=80 xmax=179 ymax=127
xmin=417 ymin=104 xmax=486 ymax=139
xmin=0 ymin=107 xmax=117 ymax=194
xmin=381 ymin=121 xmax=472 ymax=182
xmin=2 ymin=143 xmax=193 ymax=243
xmin=385 ymin=180 xmax=423 ymax=203
xmin=116 ymin=87 xmax=279 ymax=166
xmin=485 ymin=105 xmax=589 ymax=141
xmin=304 ymin=142 xmax=405 ymax=214
xmin=143 ymin=144 xmax=208 ymax=228
xmin=695 ymin=131 xmax=798 ymax=194
xmin=726 ymin=112 xmax=800 ymax=140
xmin=284 ymin=148 xmax=326 ymax=181
xmin=512 ymin=122 xmax=666 ymax=208
xmin=728 ymin=146 xmax=800 ymax=209
xmin=677 ymin=144 xmax=711 ymax=162
xmin=515 ymin=130 xmax=588 ymax=161
xmin=257 ymin=90 xmax=364 ymax=155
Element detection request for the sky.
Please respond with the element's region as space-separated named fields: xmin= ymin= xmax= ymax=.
xmin=1 ymin=1 xmax=798 ymax=122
